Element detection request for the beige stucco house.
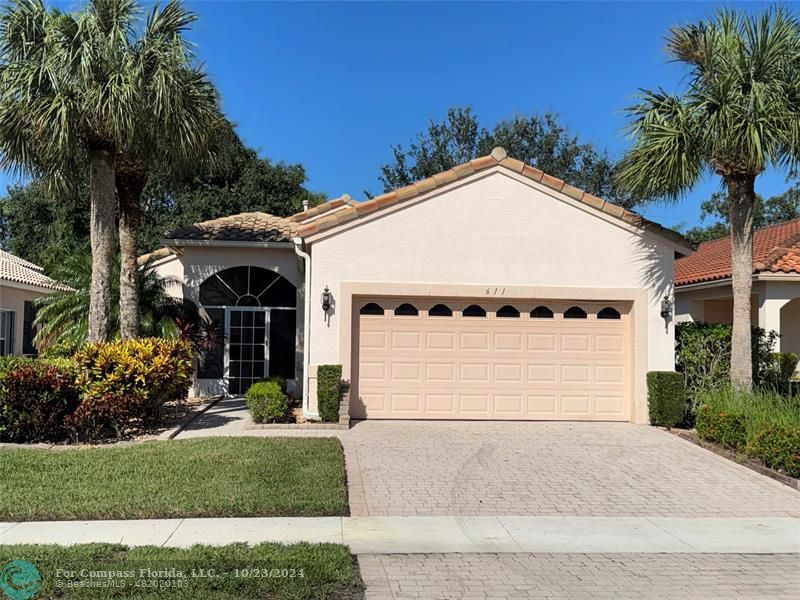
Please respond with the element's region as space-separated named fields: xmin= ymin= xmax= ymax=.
xmin=0 ymin=249 xmax=69 ymax=355
xmin=675 ymin=219 xmax=800 ymax=356
xmin=147 ymin=147 xmax=692 ymax=424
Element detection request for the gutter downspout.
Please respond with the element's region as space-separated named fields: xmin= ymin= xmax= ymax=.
xmin=292 ymin=236 xmax=317 ymax=419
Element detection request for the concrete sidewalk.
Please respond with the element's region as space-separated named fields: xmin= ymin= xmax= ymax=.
xmin=1 ymin=516 xmax=799 ymax=554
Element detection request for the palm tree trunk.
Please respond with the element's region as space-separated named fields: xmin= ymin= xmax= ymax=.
xmin=727 ymin=174 xmax=756 ymax=391
xmin=117 ymin=165 xmax=147 ymax=340
xmin=88 ymin=149 xmax=116 ymax=343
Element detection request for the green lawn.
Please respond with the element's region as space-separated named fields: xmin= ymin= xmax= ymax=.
xmin=0 ymin=438 xmax=348 ymax=520
xmin=0 ymin=543 xmax=363 ymax=599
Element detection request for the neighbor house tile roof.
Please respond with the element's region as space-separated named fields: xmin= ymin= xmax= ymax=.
xmin=292 ymin=147 xmax=692 ymax=250
xmin=0 ymin=249 xmax=71 ymax=291
xmin=162 ymin=149 xmax=691 ymax=251
xmin=165 ymin=212 xmax=299 ymax=243
xmin=675 ymin=219 xmax=800 ymax=286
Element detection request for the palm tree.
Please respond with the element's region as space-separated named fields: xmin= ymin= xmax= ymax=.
xmin=34 ymin=249 xmax=192 ymax=347
xmin=0 ymin=0 xmax=140 ymax=342
xmin=616 ymin=8 xmax=800 ymax=390
xmin=117 ymin=0 xmax=222 ymax=339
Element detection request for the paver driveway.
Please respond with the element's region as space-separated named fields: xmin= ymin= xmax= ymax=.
xmin=341 ymin=421 xmax=800 ymax=517
xmin=359 ymin=553 xmax=800 ymax=599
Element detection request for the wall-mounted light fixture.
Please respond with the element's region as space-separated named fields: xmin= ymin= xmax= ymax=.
xmin=321 ymin=286 xmax=332 ymax=314
xmin=660 ymin=295 xmax=673 ymax=329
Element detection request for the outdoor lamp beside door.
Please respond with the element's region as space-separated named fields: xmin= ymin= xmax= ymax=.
xmin=321 ymin=286 xmax=332 ymax=314
xmin=660 ymin=295 xmax=673 ymax=328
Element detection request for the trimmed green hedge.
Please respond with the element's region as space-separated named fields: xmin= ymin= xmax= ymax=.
xmin=647 ymin=371 xmax=686 ymax=428
xmin=317 ymin=365 xmax=342 ymax=422
xmin=245 ymin=379 xmax=289 ymax=423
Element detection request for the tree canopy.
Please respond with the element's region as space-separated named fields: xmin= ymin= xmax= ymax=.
xmin=683 ymin=185 xmax=800 ymax=245
xmin=379 ymin=107 xmax=634 ymax=208
xmin=0 ymin=129 xmax=323 ymax=267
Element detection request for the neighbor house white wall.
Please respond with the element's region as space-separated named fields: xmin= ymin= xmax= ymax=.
xmin=307 ymin=169 xmax=679 ymax=423
xmin=0 ymin=283 xmax=48 ymax=354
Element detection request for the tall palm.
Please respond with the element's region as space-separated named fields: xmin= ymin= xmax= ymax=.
xmin=117 ymin=0 xmax=222 ymax=339
xmin=0 ymin=0 xmax=140 ymax=342
xmin=616 ymin=8 xmax=800 ymax=390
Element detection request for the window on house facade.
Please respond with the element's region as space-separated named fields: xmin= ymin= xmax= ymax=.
xmin=530 ymin=306 xmax=554 ymax=318
xmin=428 ymin=304 xmax=453 ymax=317
xmin=395 ymin=303 xmax=419 ymax=316
xmin=496 ymin=305 xmax=520 ymax=318
xmin=564 ymin=306 xmax=587 ymax=319
xmin=0 ymin=311 xmax=14 ymax=356
xmin=597 ymin=307 xmax=621 ymax=319
xmin=360 ymin=302 xmax=384 ymax=315
xmin=463 ymin=304 xmax=486 ymax=317
xmin=22 ymin=301 xmax=36 ymax=355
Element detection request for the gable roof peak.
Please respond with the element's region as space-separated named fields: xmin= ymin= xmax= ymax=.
xmin=490 ymin=146 xmax=507 ymax=161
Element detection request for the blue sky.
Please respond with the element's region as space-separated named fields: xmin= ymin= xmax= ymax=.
xmin=4 ymin=1 xmax=792 ymax=232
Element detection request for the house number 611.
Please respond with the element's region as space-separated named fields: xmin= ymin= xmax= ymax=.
xmin=485 ymin=287 xmax=506 ymax=296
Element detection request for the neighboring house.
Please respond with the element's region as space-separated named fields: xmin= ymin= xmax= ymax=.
xmin=145 ymin=147 xmax=692 ymax=423
xmin=675 ymin=219 xmax=800 ymax=357
xmin=0 ymin=249 xmax=68 ymax=355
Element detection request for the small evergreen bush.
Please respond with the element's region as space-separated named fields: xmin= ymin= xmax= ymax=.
xmin=317 ymin=365 xmax=342 ymax=422
xmin=646 ymin=371 xmax=686 ymax=427
xmin=245 ymin=380 xmax=289 ymax=423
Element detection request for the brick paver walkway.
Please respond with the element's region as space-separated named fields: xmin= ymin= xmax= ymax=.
xmin=343 ymin=421 xmax=800 ymax=517
xmin=358 ymin=553 xmax=800 ymax=599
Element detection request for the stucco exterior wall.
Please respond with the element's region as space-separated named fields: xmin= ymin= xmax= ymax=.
xmin=675 ymin=282 xmax=760 ymax=325
xmin=151 ymin=245 xmax=305 ymax=397
xmin=0 ymin=283 xmax=48 ymax=354
xmin=307 ymin=170 xmax=679 ymax=423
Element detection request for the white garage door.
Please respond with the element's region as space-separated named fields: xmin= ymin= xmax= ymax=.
xmin=353 ymin=298 xmax=631 ymax=421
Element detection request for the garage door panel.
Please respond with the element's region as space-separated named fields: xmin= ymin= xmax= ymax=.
xmin=459 ymin=394 xmax=491 ymax=414
xmin=357 ymin=298 xmax=630 ymax=421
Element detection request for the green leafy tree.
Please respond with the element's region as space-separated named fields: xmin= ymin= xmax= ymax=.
xmin=380 ymin=107 xmax=633 ymax=207
xmin=684 ymin=186 xmax=800 ymax=245
xmin=0 ymin=180 xmax=89 ymax=268
xmin=34 ymin=249 xmax=188 ymax=347
xmin=616 ymin=8 xmax=800 ymax=390
xmin=0 ymin=132 xmax=322 ymax=264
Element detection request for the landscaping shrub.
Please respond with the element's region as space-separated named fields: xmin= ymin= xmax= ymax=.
xmin=69 ymin=338 xmax=192 ymax=439
xmin=269 ymin=375 xmax=288 ymax=394
xmin=317 ymin=365 xmax=342 ymax=422
xmin=647 ymin=371 xmax=686 ymax=428
xmin=746 ymin=424 xmax=800 ymax=477
xmin=0 ymin=360 xmax=80 ymax=443
xmin=676 ymin=322 xmax=779 ymax=404
xmin=695 ymin=404 xmax=747 ymax=450
xmin=695 ymin=386 xmax=800 ymax=475
xmin=38 ymin=340 xmax=82 ymax=359
xmin=763 ymin=352 xmax=799 ymax=389
xmin=246 ymin=380 xmax=289 ymax=423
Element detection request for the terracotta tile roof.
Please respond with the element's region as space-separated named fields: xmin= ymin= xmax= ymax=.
xmin=675 ymin=219 xmax=800 ymax=286
xmin=166 ymin=212 xmax=299 ymax=243
xmin=293 ymin=147 xmax=692 ymax=251
xmin=136 ymin=247 xmax=176 ymax=266
xmin=0 ymin=249 xmax=72 ymax=291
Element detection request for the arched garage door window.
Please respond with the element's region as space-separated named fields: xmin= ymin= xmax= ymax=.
xmin=198 ymin=266 xmax=297 ymax=393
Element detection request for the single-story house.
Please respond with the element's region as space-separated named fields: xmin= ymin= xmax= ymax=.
xmin=675 ymin=219 xmax=800 ymax=357
xmin=145 ymin=147 xmax=692 ymax=423
xmin=0 ymin=249 xmax=69 ymax=355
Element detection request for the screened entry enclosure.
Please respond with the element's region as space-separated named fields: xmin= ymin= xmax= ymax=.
xmin=198 ymin=266 xmax=297 ymax=395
